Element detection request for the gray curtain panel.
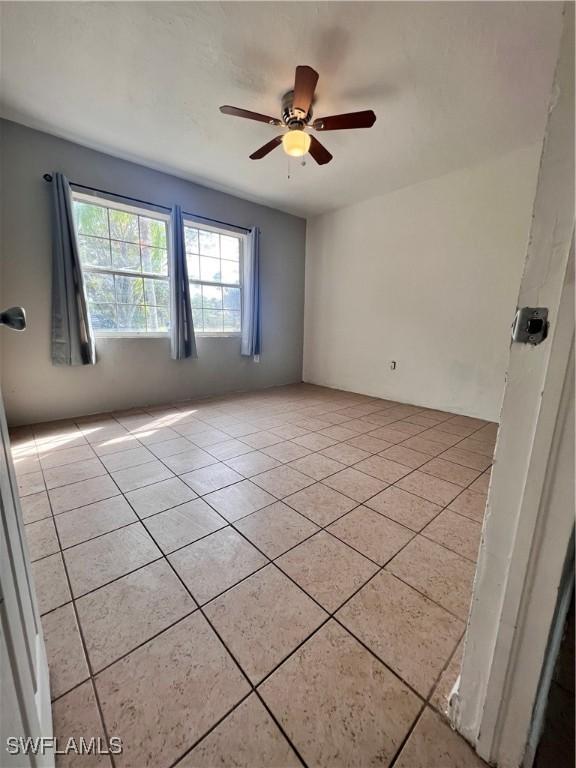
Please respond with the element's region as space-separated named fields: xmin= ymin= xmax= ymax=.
xmin=51 ymin=172 xmax=96 ymax=366
xmin=241 ymin=226 xmax=261 ymax=358
xmin=170 ymin=205 xmax=197 ymax=359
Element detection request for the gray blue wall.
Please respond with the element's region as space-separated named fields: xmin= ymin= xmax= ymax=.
xmin=0 ymin=120 xmax=306 ymax=425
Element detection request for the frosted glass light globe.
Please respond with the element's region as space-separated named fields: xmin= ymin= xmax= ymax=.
xmin=282 ymin=130 xmax=311 ymax=157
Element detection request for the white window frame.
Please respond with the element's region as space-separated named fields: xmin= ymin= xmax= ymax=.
xmin=183 ymin=217 xmax=245 ymax=338
xmin=72 ymin=191 xmax=171 ymax=339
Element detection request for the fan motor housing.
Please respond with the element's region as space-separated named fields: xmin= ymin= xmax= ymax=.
xmin=281 ymin=90 xmax=312 ymax=128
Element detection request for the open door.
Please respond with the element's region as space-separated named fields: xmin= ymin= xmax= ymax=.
xmin=0 ymin=308 xmax=53 ymax=767
xmin=453 ymin=4 xmax=574 ymax=767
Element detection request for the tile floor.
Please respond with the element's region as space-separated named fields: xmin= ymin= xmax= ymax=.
xmin=12 ymin=383 xmax=496 ymax=768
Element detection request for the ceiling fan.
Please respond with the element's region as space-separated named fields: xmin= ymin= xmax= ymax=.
xmin=219 ymin=65 xmax=376 ymax=166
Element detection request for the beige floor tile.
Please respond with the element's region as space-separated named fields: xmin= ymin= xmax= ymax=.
xmin=431 ymin=639 xmax=464 ymax=715
xmin=177 ymin=694 xmax=300 ymax=768
xmin=387 ymin=536 xmax=476 ymax=619
xmin=31 ymin=552 xmax=71 ymax=615
xmin=161 ymin=448 xmax=217 ymax=474
xmin=24 ymin=517 xmax=59 ymax=561
xmin=448 ymin=489 xmax=488 ymax=523
xmin=42 ymin=602 xmax=89 ymax=699
xmin=20 ymin=490 xmax=52 ymax=524
xmin=284 ymin=483 xmax=357 ymax=527
xmin=380 ymin=444 xmax=430 ymax=469
xmin=148 ymin=437 xmax=195 ymax=459
xmin=64 ymin=523 xmax=161 ymax=597
xmin=340 ymin=418 xmax=383 ymax=435
xmin=455 ymin=437 xmax=495 ymax=458
xmin=206 ymin=439 xmax=254 ymax=461
xmin=469 ymin=470 xmax=491 ymax=494
xmin=18 ymin=470 xmax=46 ymax=497
xmin=147 ymin=422 xmax=191 ymax=446
xmin=40 ymin=444 xmax=96 ymax=469
xmin=221 ymin=421 xmax=260 ymax=438
xmin=12 ymin=453 xmax=42 ymax=477
xmin=423 ymin=509 xmax=482 ymax=561
xmin=204 ymin=564 xmax=327 ymax=683
xmin=224 ymin=450 xmax=280 ymax=478
xmin=292 ymin=432 xmax=337 ymax=451
xmin=111 ymin=460 xmax=174 ymax=492
xmin=77 ymin=559 xmax=195 ymax=671
xmin=277 ymin=531 xmax=378 ymax=612
xmin=395 ymin=471 xmax=462 ymax=506
xmin=420 ymin=458 xmax=481 ymax=488
xmin=328 ymin=505 xmax=415 ymax=565
xmin=55 ymin=495 xmax=137 ymax=549
xmin=235 ymin=501 xmax=319 ymax=559
xmin=52 ymin=681 xmax=111 ymax=767
xmin=240 ymin=431 xmax=284 ymax=449
xmin=366 ymin=426 xmax=412 ymax=444
xmin=251 ymin=466 xmax=315 ymax=499
xmin=262 ymin=441 xmax=312 ymax=463
xmin=433 ymin=422 xmax=478 ymax=437
xmin=49 ymin=475 xmax=120 ymax=514
xmin=366 ymin=487 xmax=442 ymax=532
xmin=405 ymin=413 xmax=449 ymax=428
xmin=400 ymin=436 xmax=447 ymax=456
xmin=99 ymin=446 xmax=155 ymax=471
xmin=92 ymin=433 xmax=144 ymax=457
xmin=345 ymin=434 xmax=393 ymax=454
xmin=170 ymin=527 xmax=268 ymax=604
xmin=260 ymin=620 xmax=421 ymax=768
xmin=337 ymin=571 xmax=463 ymax=697
xmin=270 ymin=423 xmax=311 ymax=439
xmin=37 ymin=433 xmax=88 ymax=453
xmin=144 ymin=498 xmax=226 ymax=553
xmin=318 ymin=425 xmax=358 ymax=442
xmin=388 ymin=421 xmax=428 ymax=437
xmin=96 ymin=613 xmax=250 ymax=768
xmin=394 ymin=707 xmax=488 ymax=767
xmin=322 ymin=467 xmax=387 ymax=503
xmin=204 ymin=480 xmax=276 ymax=522
xmin=181 ymin=462 xmax=243 ymax=494
xmin=288 ymin=453 xmax=345 ymax=481
xmin=319 ymin=443 xmax=371 ymax=466
xmin=125 ymin=477 xmax=196 ymax=518
xmin=363 ymin=414 xmax=402 ymax=429
xmin=440 ymin=447 xmax=493 ymax=471
xmin=420 ymin=429 xmax=462 ymax=448
xmin=355 ymin=455 xmax=412 ymax=483
xmin=294 ymin=418 xmax=328 ymax=431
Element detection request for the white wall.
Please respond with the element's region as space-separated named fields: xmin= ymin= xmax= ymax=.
xmin=0 ymin=121 xmax=306 ymax=426
xmin=303 ymin=145 xmax=541 ymax=421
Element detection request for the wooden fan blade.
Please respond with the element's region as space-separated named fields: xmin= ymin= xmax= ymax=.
xmin=312 ymin=110 xmax=377 ymax=131
xmin=220 ymin=105 xmax=281 ymax=126
xmin=308 ymin=135 xmax=333 ymax=165
xmin=293 ymin=66 xmax=319 ymax=115
xmin=249 ymin=135 xmax=283 ymax=160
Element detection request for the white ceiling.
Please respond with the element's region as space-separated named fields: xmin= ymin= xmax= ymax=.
xmin=0 ymin=2 xmax=563 ymax=217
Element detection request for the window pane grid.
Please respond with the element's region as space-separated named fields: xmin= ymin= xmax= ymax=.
xmin=184 ymin=223 xmax=242 ymax=335
xmin=74 ymin=198 xmax=169 ymax=335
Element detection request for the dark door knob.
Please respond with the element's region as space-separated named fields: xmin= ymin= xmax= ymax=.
xmin=0 ymin=307 xmax=26 ymax=331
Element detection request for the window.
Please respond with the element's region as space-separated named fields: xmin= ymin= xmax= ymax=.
xmin=72 ymin=193 xmax=170 ymax=336
xmin=184 ymin=221 xmax=243 ymax=335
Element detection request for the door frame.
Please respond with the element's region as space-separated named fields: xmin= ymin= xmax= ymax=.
xmin=452 ymin=4 xmax=575 ymax=767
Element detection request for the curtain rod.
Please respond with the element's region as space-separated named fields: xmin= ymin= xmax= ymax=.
xmin=42 ymin=173 xmax=251 ymax=233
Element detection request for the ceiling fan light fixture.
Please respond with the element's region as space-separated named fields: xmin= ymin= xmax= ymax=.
xmin=282 ymin=129 xmax=311 ymax=157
